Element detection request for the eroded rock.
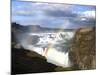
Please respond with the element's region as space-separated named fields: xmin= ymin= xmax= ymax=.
xmin=69 ymin=27 xmax=96 ymax=70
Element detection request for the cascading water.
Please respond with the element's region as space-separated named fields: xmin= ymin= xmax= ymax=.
xmin=20 ymin=31 xmax=75 ymax=68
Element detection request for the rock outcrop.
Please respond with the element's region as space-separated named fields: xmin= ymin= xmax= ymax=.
xmin=69 ymin=27 xmax=96 ymax=70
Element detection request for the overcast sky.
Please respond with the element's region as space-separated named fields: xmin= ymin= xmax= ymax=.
xmin=12 ymin=0 xmax=96 ymax=29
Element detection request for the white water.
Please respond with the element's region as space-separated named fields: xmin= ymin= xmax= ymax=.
xmin=46 ymin=48 xmax=71 ymax=67
xmin=21 ymin=31 xmax=75 ymax=67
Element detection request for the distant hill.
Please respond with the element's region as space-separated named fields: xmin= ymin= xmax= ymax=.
xmin=11 ymin=22 xmax=75 ymax=33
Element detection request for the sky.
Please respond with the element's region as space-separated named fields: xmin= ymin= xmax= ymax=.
xmin=12 ymin=0 xmax=96 ymax=29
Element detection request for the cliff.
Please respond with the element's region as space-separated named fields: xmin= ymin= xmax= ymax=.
xmin=69 ymin=27 xmax=96 ymax=70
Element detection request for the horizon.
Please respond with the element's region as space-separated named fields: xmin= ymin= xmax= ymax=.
xmin=12 ymin=22 xmax=95 ymax=30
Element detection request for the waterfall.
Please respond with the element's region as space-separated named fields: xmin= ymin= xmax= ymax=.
xmin=20 ymin=31 xmax=75 ymax=67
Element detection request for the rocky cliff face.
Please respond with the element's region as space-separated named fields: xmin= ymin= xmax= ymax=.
xmin=69 ymin=27 xmax=96 ymax=70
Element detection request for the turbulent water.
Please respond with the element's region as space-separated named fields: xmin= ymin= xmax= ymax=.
xmin=19 ymin=31 xmax=75 ymax=67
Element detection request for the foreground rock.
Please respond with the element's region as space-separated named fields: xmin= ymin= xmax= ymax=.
xmin=11 ymin=48 xmax=57 ymax=74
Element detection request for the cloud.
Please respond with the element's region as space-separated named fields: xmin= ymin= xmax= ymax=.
xmin=45 ymin=9 xmax=77 ymax=17
xmin=31 ymin=2 xmax=72 ymax=10
xmin=12 ymin=1 xmax=96 ymax=29
xmin=35 ymin=3 xmax=76 ymax=18
xmin=77 ymin=10 xmax=96 ymax=27
xmin=29 ymin=2 xmax=75 ymax=18
xmin=81 ymin=10 xmax=96 ymax=19
xmin=14 ymin=10 xmax=34 ymax=16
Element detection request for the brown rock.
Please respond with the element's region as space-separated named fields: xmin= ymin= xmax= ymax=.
xmin=69 ymin=27 xmax=96 ymax=70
